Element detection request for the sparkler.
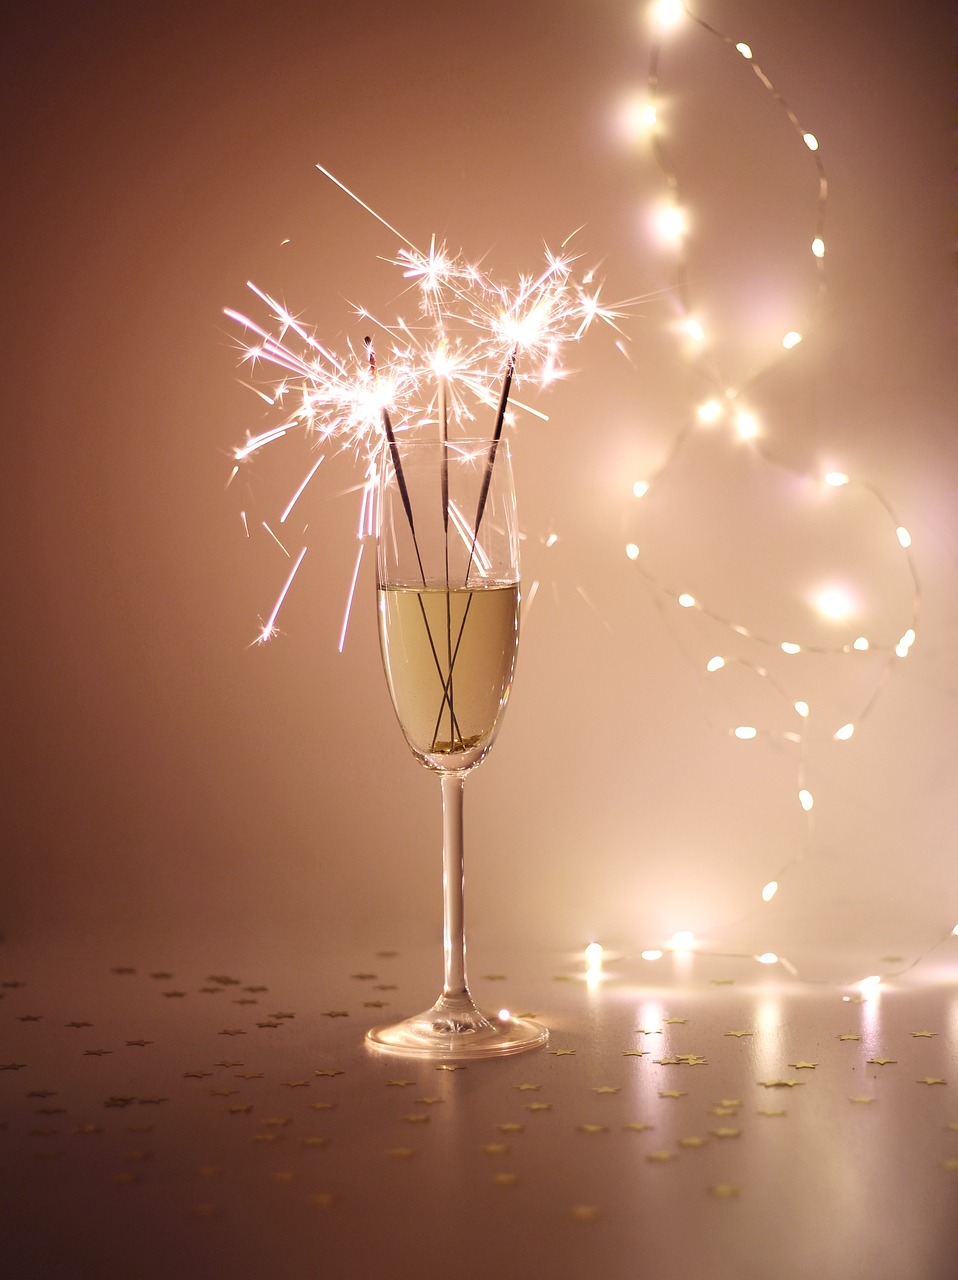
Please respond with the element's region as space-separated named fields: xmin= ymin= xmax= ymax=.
xmin=228 ymin=168 xmax=637 ymax=645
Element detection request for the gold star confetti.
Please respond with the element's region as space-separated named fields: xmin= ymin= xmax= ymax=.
xmin=215 ymin=1060 xmax=242 ymax=1068
xmin=256 ymin=1022 xmax=280 ymax=1030
xmin=113 ymin=1172 xmax=138 ymax=1185
xmin=515 ymin=1083 xmax=541 ymax=1091
xmin=945 ymin=1122 xmax=958 ymax=1131
xmin=415 ymin=1097 xmax=443 ymax=1106
xmin=711 ymin=1183 xmax=741 ymax=1198
xmin=125 ymin=1040 xmax=153 ymax=1048
xmin=1 ymin=1064 xmax=27 ymax=1071
xmin=867 ymin=1058 xmax=897 ymax=1067
xmin=29 ymin=1127 xmax=60 ymax=1137
xmin=789 ymin=1061 xmax=819 ymax=1070
xmin=183 ymin=1071 xmax=212 ymax=1079
xmin=65 ymin=1022 xmax=92 ymax=1030
xmin=209 ymin=1089 xmax=238 ymax=1098
xmin=711 ymin=1127 xmax=741 ymax=1139
xmin=148 ymin=972 xmax=173 ymax=980
xmin=635 ymin=1029 xmax=661 ymax=1036
xmin=302 ymin=1136 xmax=327 ymax=1147
xmin=850 ymin=1097 xmax=876 ymax=1104
xmin=942 ymin=1159 xmax=958 ymax=1172
xmin=578 ymin=1124 xmax=608 ymax=1134
xmin=757 ymin=1108 xmax=787 ymax=1117
xmin=351 ymin=973 xmax=377 ymax=980
xmin=137 ymin=1097 xmax=168 ymax=1105
xmin=104 ymin=1096 xmax=137 ymax=1108
xmin=162 ymin=991 xmax=187 ymax=999
xmin=716 ymin=1099 xmax=742 ymax=1109
xmin=111 ymin=967 xmax=136 ymax=975
xmin=622 ymin=1050 xmax=648 ymax=1057
xmin=219 ymin=1029 xmax=246 ymax=1037
xmin=244 ymin=985 xmax=268 ymax=993
xmin=386 ymin=1079 xmax=414 ymax=1087
xmin=373 ymin=984 xmax=397 ymax=991
xmin=364 ymin=1001 xmax=388 ymax=1008
xmin=724 ymin=1030 xmax=752 ymax=1038
xmin=663 ymin=1016 xmax=688 ymax=1025
xmin=35 ymin=1106 xmax=65 ymax=1116
xmin=710 ymin=978 xmax=734 ymax=986
xmin=843 ymin=995 xmax=866 ymax=1003
xmin=549 ymin=1049 xmax=576 ymax=1056
xmin=228 ymin=1104 xmax=253 ymax=1115
xmin=436 ymin=1064 xmax=465 ymax=1072
xmin=646 ymin=1150 xmax=676 ymax=1162
xmin=483 ymin=974 xmax=507 ymax=981
xmin=403 ymin=1114 xmax=430 ymax=1124
xmin=710 ymin=1107 xmax=737 ymax=1117
xmin=321 ymin=1011 xmax=349 ymax=1019
xmin=481 ymin=1143 xmax=509 ymax=1155
xmin=253 ymin=1133 xmax=280 ymax=1144
xmin=270 ymin=1171 xmax=295 ymax=1184
xmin=493 ymin=1172 xmax=519 ymax=1187
xmin=209 ymin=975 xmax=240 ymax=986
xmin=836 ymin=1033 xmax=861 ymax=1041
xmin=271 ymin=1011 xmax=296 ymax=1020
xmin=315 ymin=1069 xmax=344 ymax=1078
xmin=17 ymin=1015 xmax=43 ymax=1022
xmin=592 ymin=1086 xmax=620 ymax=1095
xmin=911 ymin=1031 xmax=938 ymax=1038
xmin=386 ymin=1147 xmax=415 ymax=1159
xmin=678 ymin=1136 xmax=708 ymax=1148
xmin=73 ymin=1124 xmax=102 ymax=1135
xmin=233 ymin=998 xmax=257 ymax=1006
xmin=83 ymin=1049 xmax=112 ymax=1057
xmin=27 ymin=1091 xmax=56 ymax=1099
xmin=917 ymin=1077 xmax=947 ymax=1086
xmin=570 ymin=1204 xmax=599 ymax=1222
xmin=655 ymin=1057 xmax=682 ymax=1066
xmin=658 ymin=1090 xmax=686 ymax=1099
xmin=759 ymin=1080 xmax=804 ymax=1088
xmin=623 ymin=1122 xmax=653 ymax=1132
xmin=281 ymin=1080 xmax=310 ymax=1089
xmin=676 ymin=1054 xmax=708 ymax=1066
xmin=309 ymin=1102 xmax=336 ymax=1111
xmin=198 ymin=988 xmax=222 ymax=994
xmin=307 ymin=1192 xmax=334 ymax=1208
xmin=524 ymin=1102 xmax=552 ymax=1112
xmin=262 ymin=1118 xmax=291 ymax=1128
xmin=497 ymin=1123 xmax=524 ymax=1133
xmin=237 ymin=1072 xmax=264 ymax=1080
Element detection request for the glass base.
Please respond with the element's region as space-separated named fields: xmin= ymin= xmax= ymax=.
xmin=365 ymin=992 xmax=548 ymax=1060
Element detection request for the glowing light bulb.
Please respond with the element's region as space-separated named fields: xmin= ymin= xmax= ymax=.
xmin=895 ymin=628 xmax=916 ymax=657
xmin=734 ymin=725 xmax=757 ymax=739
xmin=632 ymin=479 xmax=649 ymax=498
xmin=653 ymin=0 xmax=685 ymax=29
xmin=657 ymin=205 xmax=687 ymax=243
xmin=834 ymin=723 xmax=855 ymax=741
xmin=706 ymin=656 xmax=725 ymax=672
xmin=735 ymin=411 xmax=759 ymax=440
xmin=684 ymin=317 xmax=704 ymax=342
xmin=696 ymin=399 xmax=722 ymax=424
xmin=853 ymin=636 xmax=869 ymax=651
xmin=781 ymin=642 xmax=801 ymax=655
xmin=625 ymin=542 xmax=640 ymax=561
xmin=678 ymin=593 xmax=696 ymax=608
xmin=642 ymin=104 xmax=658 ymax=127
xmin=761 ymin=881 xmax=778 ymax=902
xmin=798 ymin=789 xmax=814 ymax=812
xmin=642 ymin=949 xmax=663 ymax=961
xmin=896 ymin=526 xmax=912 ymax=548
xmin=803 ymin=132 xmax=819 ymax=151
xmin=782 ymin=331 xmax=802 ymax=350
xmin=585 ymin=941 xmax=603 ymax=968
xmin=794 ymin=701 xmax=809 ymax=717
xmin=757 ymin=952 xmax=778 ymax=965
xmin=811 ymin=237 xmax=825 ymax=258
xmin=670 ymin=931 xmax=694 ymax=949
xmin=735 ymin=42 xmax=753 ymax=59
xmin=815 ymin=587 xmax=852 ymax=620
xmin=825 ymin=471 xmax=849 ymax=487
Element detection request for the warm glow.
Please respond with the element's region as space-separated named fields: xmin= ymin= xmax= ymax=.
xmin=735 ymin=411 xmax=759 ymax=440
xmin=684 ymin=317 xmax=704 ymax=342
xmin=815 ymin=587 xmax=853 ymax=620
xmin=811 ymin=237 xmax=825 ymax=258
xmin=803 ymin=132 xmax=819 ymax=151
xmin=670 ymin=931 xmax=695 ymax=949
xmin=825 ymin=471 xmax=849 ymax=487
xmin=625 ymin=542 xmax=640 ymax=560
xmin=794 ymin=700 xmax=809 ymax=718
xmin=706 ymin=655 xmax=725 ymax=672
xmin=678 ymin=593 xmax=696 ymax=608
xmin=834 ymin=723 xmax=855 ymax=741
xmin=498 ymin=1008 xmax=512 ymax=1021
xmin=953 ymin=924 xmax=958 ymax=936
xmin=653 ymin=0 xmax=685 ymax=30
xmin=585 ymin=941 xmax=604 ymax=967
xmin=896 ymin=526 xmax=912 ymax=548
xmin=632 ymin=479 xmax=649 ymax=497
xmin=696 ymin=398 xmax=723 ymax=423
xmin=798 ymin=789 xmax=814 ymax=812
xmin=782 ymin=330 xmax=802 ymax=349
xmin=642 ymin=949 xmax=663 ymax=961
xmin=781 ymin=642 xmax=801 ymax=655
xmin=896 ymin=628 xmax=916 ymax=658
xmin=757 ymin=952 xmax=778 ymax=965
xmin=656 ymin=204 xmax=688 ymax=243
xmin=545 ymin=532 xmax=559 ymax=548
xmin=761 ymin=881 xmax=778 ymax=902
xmin=853 ymin=636 xmax=869 ymax=651
xmin=734 ymin=725 xmax=757 ymax=740
xmin=735 ymin=42 xmax=753 ymax=59
xmin=860 ymin=975 xmax=881 ymax=990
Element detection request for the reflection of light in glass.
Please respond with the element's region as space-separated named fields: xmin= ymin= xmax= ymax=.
xmin=632 ymin=479 xmax=649 ymax=498
xmin=625 ymin=542 xmax=640 ymax=560
xmin=896 ymin=629 xmax=916 ymax=658
xmin=498 ymin=1008 xmax=511 ymax=1021
xmin=853 ymin=636 xmax=869 ymax=651
xmin=815 ymin=587 xmax=853 ymax=620
xmin=653 ymin=0 xmax=685 ymax=30
xmin=735 ymin=42 xmax=753 ymax=59
xmin=684 ymin=317 xmax=704 ymax=342
xmin=655 ymin=205 xmax=687 ymax=244
xmin=782 ymin=330 xmax=802 ymax=349
xmin=895 ymin=526 xmax=912 ymax=548
xmin=734 ymin=726 xmax=757 ymax=740
xmin=794 ymin=701 xmax=809 ymax=718
xmin=762 ymin=881 xmax=778 ymax=902
xmin=781 ymin=641 xmax=801 ymax=655
xmin=799 ymin=789 xmax=814 ymax=812
xmin=706 ymin=655 xmax=725 ymax=672
xmin=825 ymin=471 xmax=849 ymax=487
xmin=697 ymin=399 xmax=722 ymax=424
xmin=585 ymin=941 xmax=603 ymax=989
xmin=953 ymin=923 xmax=958 ymax=936
xmin=678 ymin=593 xmax=696 ymax=608
xmin=834 ymin=723 xmax=855 ymax=741
xmin=803 ymin=132 xmax=819 ymax=151
xmin=812 ymin=237 xmax=825 ymax=258
xmin=642 ymin=949 xmax=663 ymax=961
xmin=735 ymin=411 xmax=759 ymax=440
xmin=757 ymin=952 xmax=778 ymax=965
xmin=754 ymin=995 xmax=782 ymax=1077
xmin=670 ymin=931 xmax=694 ymax=950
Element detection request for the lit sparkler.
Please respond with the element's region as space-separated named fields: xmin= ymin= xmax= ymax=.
xmin=228 ymin=168 xmax=637 ymax=644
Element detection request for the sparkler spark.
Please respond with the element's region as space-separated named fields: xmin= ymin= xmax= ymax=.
xmin=229 ymin=168 xmax=637 ymax=644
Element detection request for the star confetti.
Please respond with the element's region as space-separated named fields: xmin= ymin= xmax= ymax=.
xmin=592 ymin=1086 xmax=620 ymax=1094
xmin=515 ymin=1083 xmax=540 ymax=1091
xmin=497 ymin=1123 xmax=524 ymax=1133
xmin=321 ymin=1011 xmax=349 ymax=1019
xmin=578 ymin=1124 xmax=608 ymax=1134
xmin=386 ymin=1079 xmax=414 ymax=1087
xmin=911 ymin=1031 xmax=938 ymax=1038
xmin=678 ymin=1136 xmax=708 ymax=1148
xmin=623 ymin=1122 xmax=653 ymax=1132
xmin=415 ymin=1097 xmax=443 ymax=1106
xmin=302 ymin=1136 xmax=327 ymax=1147
xmin=836 ymin=1034 xmax=861 ymax=1041
xmin=759 ymin=1080 xmax=804 ymax=1088
xmin=493 ymin=1172 xmax=519 ymax=1187
xmin=524 ymin=1102 xmax=552 ymax=1112
xmin=711 ymin=1127 xmax=741 ymax=1139
xmin=868 ymin=1058 xmax=897 ymax=1067
xmin=549 ymin=1049 xmax=576 ymax=1056
xmin=228 ymin=1104 xmax=253 ymax=1115
xmin=758 ymin=1108 xmax=787 ymax=1117
xmin=663 ymin=1016 xmax=688 ymax=1025
xmin=710 ymin=1183 xmax=741 ymax=1198
xmin=215 ymin=1060 xmax=242 ymax=1068
xmin=658 ymin=1090 xmax=687 ymax=1099
xmin=622 ymin=1050 xmax=649 ymax=1057
xmin=436 ymin=1064 xmax=465 ymax=1072
xmin=917 ymin=1077 xmax=947 ymax=1086
xmin=724 ymin=1030 xmax=753 ymax=1038
xmin=789 ymin=1061 xmax=819 ymax=1070
xmin=307 ymin=1192 xmax=335 ymax=1208
xmin=125 ymin=1040 xmax=153 ymax=1048
xmin=481 ymin=1143 xmax=509 ymax=1155
xmin=183 ymin=1071 xmax=212 ymax=1080
xmin=403 ymin=1114 xmax=430 ymax=1124
xmin=162 ymin=991 xmax=187 ymax=999
xmin=281 ymin=1080 xmax=310 ymax=1089
xmin=849 ymin=1097 xmax=876 ymax=1104
xmin=237 ymin=1072 xmax=265 ymax=1080
xmin=386 ymin=1147 xmax=415 ymax=1159
xmin=316 ymin=1070 xmax=344 ymax=1078
xmin=570 ymin=1205 xmax=600 ymax=1222
xmin=66 ymin=1022 xmax=92 ymax=1030
xmin=1 ymin=1064 xmax=27 ymax=1071
xmin=646 ymin=1150 xmax=677 ymax=1162
xmin=83 ymin=1049 xmax=112 ymax=1057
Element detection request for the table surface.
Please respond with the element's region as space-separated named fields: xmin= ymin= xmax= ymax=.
xmin=2 ymin=939 xmax=956 ymax=1280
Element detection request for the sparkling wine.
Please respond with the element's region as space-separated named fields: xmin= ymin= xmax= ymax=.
xmin=378 ymin=582 xmax=519 ymax=771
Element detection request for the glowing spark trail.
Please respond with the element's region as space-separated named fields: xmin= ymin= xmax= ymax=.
xmin=255 ymin=546 xmax=308 ymax=646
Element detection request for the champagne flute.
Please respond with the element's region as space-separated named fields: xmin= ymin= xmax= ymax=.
xmin=367 ymin=436 xmax=548 ymax=1057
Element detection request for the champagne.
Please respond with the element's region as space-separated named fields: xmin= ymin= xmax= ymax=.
xmin=378 ymin=581 xmax=519 ymax=771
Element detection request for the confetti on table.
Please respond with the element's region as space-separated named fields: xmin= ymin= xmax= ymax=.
xmin=570 ymin=1204 xmax=599 ymax=1222
xmin=386 ymin=1147 xmax=415 ymax=1159
xmin=104 ymin=1096 xmax=137 ymax=1108
xmin=676 ymin=1054 xmax=708 ymax=1066
xmin=635 ymin=1029 xmax=662 ymax=1036
xmin=789 ymin=1061 xmax=819 ymax=1070
xmin=515 ymin=1083 xmax=541 ymax=1091
xmin=209 ymin=976 xmax=240 ymax=986
xmin=646 ymin=1150 xmax=676 ymax=1162
xmin=364 ymin=1001 xmax=388 ymax=1009
xmin=592 ymin=1086 xmax=620 ymax=1094
xmin=497 ymin=1123 xmax=525 ymax=1134
xmin=244 ymin=986 xmax=268 ymax=994
xmin=215 ymin=1060 xmax=243 ymax=1068
xmin=945 ymin=1122 xmax=958 ymax=1131
xmin=715 ymin=1099 xmax=742 ymax=1109
xmin=911 ymin=1031 xmax=938 ymax=1038
xmin=658 ymin=1091 xmax=687 ymax=1100
xmin=17 ymin=1015 xmax=43 ymax=1022
xmin=578 ymin=1124 xmax=608 ymax=1134
xmin=73 ymin=1124 xmax=102 ymax=1135
xmin=309 ymin=1102 xmax=336 ymax=1111
xmin=148 ymin=972 xmax=173 ymax=980
xmin=83 ymin=1049 xmax=112 ymax=1057
xmin=66 ymin=1022 xmax=92 ymax=1030
xmin=257 ymin=1022 xmax=281 ymax=1030
xmin=656 ymin=1057 xmax=683 ymax=1066
xmin=138 ymin=1097 xmax=168 ymax=1105
xmin=184 ymin=1071 xmax=212 ymax=1080
xmin=525 ymin=1102 xmax=552 ymax=1112
xmin=281 ymin=1080 xmax=310 ymax=1089
xmin=228 ymin=1104 xmax=253 ymax=1115
xmin=836 ymin=1034 xmax=861 ymax=1041
xmin=917 ymin=1078 xmax=947 ymax=1086
xmin=125 ymin=1040 xmax=153 ymax=1048
xmin=757 ymin=1109 xmax=787 ymax=1117
xmin=307 ymin=1192 xmax=335 ymax=1208
xmin=415 ymin=1097 xmax=443 ymax=1105
xmin=237 ymin=1072 xmax=265 ymax=1080
xmin=664 ymin=1016 xmax=689 ymax=1025
xmin=27 ymin=1090 xmax=56 ymax=1098
xmin=724 ymin=1030 xmax=753 ymax=1038
xmin=321 ymin=1011 xmax=349 ymax=1019
xmin=942 ymin=1159 xmax=958 ymax=1172
xmin=209 ymin=1089 xmax=238 ymax=1098
xmin=868 ymin=1058 xmax=897 ymax=1067
xmin=623 ymin=1122 xmax=653 ymax=1132
xmin=351 ymin=973 xmax=377 ymax=980
xmin=711 ymin=1184 xmax=741 ymax=1198
xmin=622 ymin=1050 xmax=649 ymax=1057
xmin=436 ymin=1064 xmax=465 ymax=1072
xmin=493 ymin=1172 xmax=519 ymax=1187
xmin=759 ymin=1080 xmax=804 ymax=1088
xmin=679 ymin=1136 xmax=708 ymax=1148
xmin=162 ymin=992 xmax=187 ymax=999
xmin=549 ymin=1049 xmax=576 ymax=1056
xmin=711 ymin=1127 xmax=741 ymax=1139
xmin=262 ymin=1117 xmax=291 ymax=1128
xmin=1 ymin=1064 xmax=27 ymax=1071
xmin=271 ymin=1012 xmax=296 ymax=1020
xmin=481 ymin=1143 xmax=509 ymax=1155
xmin=850 ymin=1097 xmax=876 ymax=1104
xmin=403 ymin=1114 xmax=430 ymax=1124
xmin=316 ymin=1070 xmax=344 ymax=1078
xmin=386 ymin=1079 xmax=414 ymax=1087
xmin=302 ymin=1136 xmax=327 ymax=1147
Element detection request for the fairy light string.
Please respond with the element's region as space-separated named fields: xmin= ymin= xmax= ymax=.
xmin=622 ymin=2 xmax=925 ymax=973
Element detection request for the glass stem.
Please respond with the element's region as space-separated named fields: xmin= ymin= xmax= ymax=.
xmin=440 ymin=771 xmax=468 ymax=1000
